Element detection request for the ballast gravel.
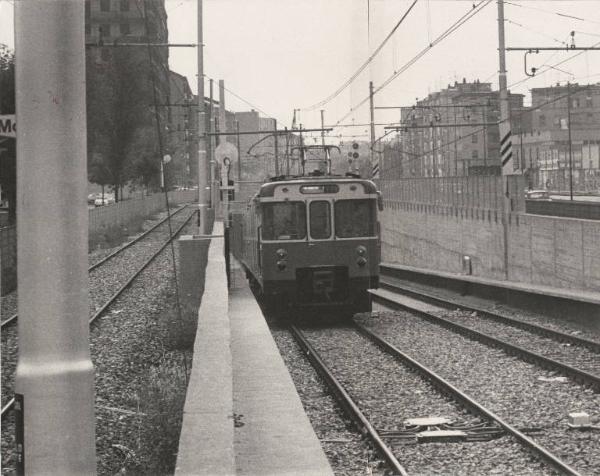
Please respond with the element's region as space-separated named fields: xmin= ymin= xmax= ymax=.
xmin=440 ymin=308 xmax=600 ymax=377
xmin=1 ymin=209 xmax=195 ymax=475
xmin=271 ymin=325 xmax=383 ymax=476
xmin=300 ymin=325 xmax=554 ymax=475
xmin=358 ymin=309 xmax=600 ymax=475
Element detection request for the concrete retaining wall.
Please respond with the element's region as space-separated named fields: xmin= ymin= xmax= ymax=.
xmin=382 ymin=201 xmax=600 ymax=293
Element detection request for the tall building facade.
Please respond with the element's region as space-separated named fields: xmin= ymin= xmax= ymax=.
xmin=168 ymin=71 xmax=196 ymax=187
xmin=513 ymin=83 xmax=600 ymax=191
xmin=85 ymin=0 xmax=171 ymax=194
xmin=392 ymin=79 xmax=524 ymax=177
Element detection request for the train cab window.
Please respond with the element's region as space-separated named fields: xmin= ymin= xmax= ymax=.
xmin=334 ymin=199 xmax=376 ymax=238
xmin=262 ymin=202 xmax=306 ymax=240
xmin=309 ymin=201 xmax=331 ymax=239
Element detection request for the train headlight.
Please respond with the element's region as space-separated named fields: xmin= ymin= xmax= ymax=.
xmin=276 ymin=248 xmax=288 ymax=259
xmin=277 ymin=260 xmax=287 ymax=271
xmin=357 ymin=257 xmax=367 ymax=267
xmin=356 ymin=246 xmax=367 ymax=256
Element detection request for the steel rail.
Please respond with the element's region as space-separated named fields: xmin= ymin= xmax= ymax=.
xmin=1 ymin=205 xmax=189 ymax=330
xmin=88 ymin=211 xmax=195 ymax=325
xmin=378 ymin=274 xmax=600 ymax=353
xmin=354 ymin=322 xmax=582 ymax=476
xmin=1 ymin=210 xmax=196 ymax=420
xmin=370 ymin=290 xmax=600 ymax=391
xmin=289 ymin=325 xmax=408 ymax=476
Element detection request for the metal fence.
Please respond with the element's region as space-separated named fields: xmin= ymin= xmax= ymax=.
xmin=89 ymin=190 xmax=197 ymax=234
xmin=0 ymin=190 xmax=198 ymax=296
xmin=379 ymin=175 xmax=525 ymax=212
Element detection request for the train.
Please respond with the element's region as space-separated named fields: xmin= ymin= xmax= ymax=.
xmin=230 ymin=172 xmax=382 ymax=316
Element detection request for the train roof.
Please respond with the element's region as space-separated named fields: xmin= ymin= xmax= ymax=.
xmin=258 ymin=174 xmax=378 ymax=197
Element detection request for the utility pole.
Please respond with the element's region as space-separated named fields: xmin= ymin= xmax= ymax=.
xmin=299 ymin=124 xmax=305 ymax=175
xmin=208 ymin=78 xmax=214 ymax=209
xmin=453 ymin=107 xmax=458 ymax=176
xmin=567 ymin=81 xmax=574 ymax=201
xmin=497 ymin=0 xmax=511 ymax=281
xmin=285 ymin=126 xmax=290 ymax=175
xmin=321 ymin=109 xmax=326 ymax=171
xmin=369 ymin=81 xmax=376 ymax=165
xmin=14 ymin=1 xmax=96 ymax=473
xmin=497 ymin=0 xmax=514 ymax=176
xmin=236 ymin=120 xmax=241 ymax=181
xmin=197 ymin=0 xmax=209 ymax=233
xmin=274 ymin=119 xmax=279 ymax=175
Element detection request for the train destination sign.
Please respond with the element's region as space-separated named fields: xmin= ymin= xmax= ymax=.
xmin=0 ymin=115 xmax=16 ymax=138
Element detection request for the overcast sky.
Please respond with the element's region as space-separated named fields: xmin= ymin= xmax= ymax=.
xmin=1 ymin=0 xmax=599 ymax=140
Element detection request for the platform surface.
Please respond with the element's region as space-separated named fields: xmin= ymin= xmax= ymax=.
xmin=176 ymin=223 xmax=333 ymax=475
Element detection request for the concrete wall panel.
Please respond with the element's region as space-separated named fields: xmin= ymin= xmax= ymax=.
xmin=529 ymin=215 xmax=557 ymax=287
xmin=583 ymin=221 xmax=600 ymax=290
xmin=381 ymin=203 xmax=599 ymax=295
xmin=554 ymin=220 xmax=585 ymax=289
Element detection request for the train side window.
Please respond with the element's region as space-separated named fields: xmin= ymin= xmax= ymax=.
xmin=334 ymin=199 xmax=376 ymax=238
xmin=309 ymin=201 xmax=331 ymax=239
xmin=262 ymin=202 xmax=306 ymax=240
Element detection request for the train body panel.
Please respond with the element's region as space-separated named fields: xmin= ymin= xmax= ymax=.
xmin=231 ymin=175 xmax=382 ymax=313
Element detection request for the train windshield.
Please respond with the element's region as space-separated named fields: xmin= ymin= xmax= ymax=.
xmin=262 ymin=201 xmax=307 ymax=240
xmin=334 ymin=199 xmax=377 ymax=238
xmin=309 ymin=201 xmax=331 ymax=239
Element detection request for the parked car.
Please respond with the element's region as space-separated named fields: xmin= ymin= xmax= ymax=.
xmin=525 ymin=189 xmax=551 ymax=200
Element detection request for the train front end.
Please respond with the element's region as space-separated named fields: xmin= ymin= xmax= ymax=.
xmin=258 ymin=178 xmax=381 ymax=313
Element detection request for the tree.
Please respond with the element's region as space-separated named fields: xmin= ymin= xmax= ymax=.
xmin=0 ymin=44 xmax=16 ymax=223
xmin=86 ymin=47 xmax=161 ymax=201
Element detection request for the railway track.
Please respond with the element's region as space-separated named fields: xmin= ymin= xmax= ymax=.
xmin=1 ymin=207 xmax=197 ymax=420
xmin=370 ymin=284 xmax=600 ymax=392
xmin=1 ymin=204 xmax=189 ymax=329
xmin=290 ymin=323 xmax=579 ymax=475
xmin=377 ymin=271 xmax=600 ymax=353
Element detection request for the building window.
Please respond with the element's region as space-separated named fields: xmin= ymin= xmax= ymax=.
xmin=471 ymin=134 xmax=478 ymax=143
xmin=85 ymin=0 xmax=91 ymax=18
xmin=572 ymin=98 xmax=580 ymax=108
xmin=85 ymin=22 xmax=91 ymax=35
xmin=100 ymin=0 xmax=111 ymax=12
xmin=120 ymin=0 xmax=129 ymax=11
xmin=120 ymin=22 xmax=130 ymax=35
xmin=471 ymin=149 xmax=478 ymax=159
xmin=586 ymin=96 xmax=593 ymax=108
xmin=539 ymin=114 xmax=546 ymax=127
xmin=100 ymin=47 xmax=110 ymax=61
xmin=100 ymin=24 xmax=110 ymax=38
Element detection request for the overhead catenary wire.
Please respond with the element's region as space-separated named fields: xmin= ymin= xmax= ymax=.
xmin=302 ymin=0 xmax=419 ymax=111
xmin=508 ymin=39 xmax=600 ymax=89
xmin=204 ymin=74 xmax=279 ymax=122
xmin=333 ymin=0 xmax=492 ymax=128
xmin=138 ymin=0 xmax=189 ymax=382
xmin=504 ymin=1 xmax=600 ymax=26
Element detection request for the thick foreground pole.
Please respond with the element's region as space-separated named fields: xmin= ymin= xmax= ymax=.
xmin=14 ymin=1 xmax=96 ymax=474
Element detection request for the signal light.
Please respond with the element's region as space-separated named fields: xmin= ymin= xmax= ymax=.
xmin=352 ymin=142 xmax=359 ymax=150
xmin=352 ymin=152 xmax=359 ymax=159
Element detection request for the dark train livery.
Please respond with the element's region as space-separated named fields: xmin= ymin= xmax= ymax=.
xmin=231 ymin=174 xmax=382 ymax=314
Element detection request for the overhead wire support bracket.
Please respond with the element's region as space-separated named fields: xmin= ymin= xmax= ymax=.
xmin=505 ymin=45 xmax=600 ymax=77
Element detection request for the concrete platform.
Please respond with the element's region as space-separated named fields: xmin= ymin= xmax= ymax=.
xmin=176 ymin=223 xmax=333 ymax=476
